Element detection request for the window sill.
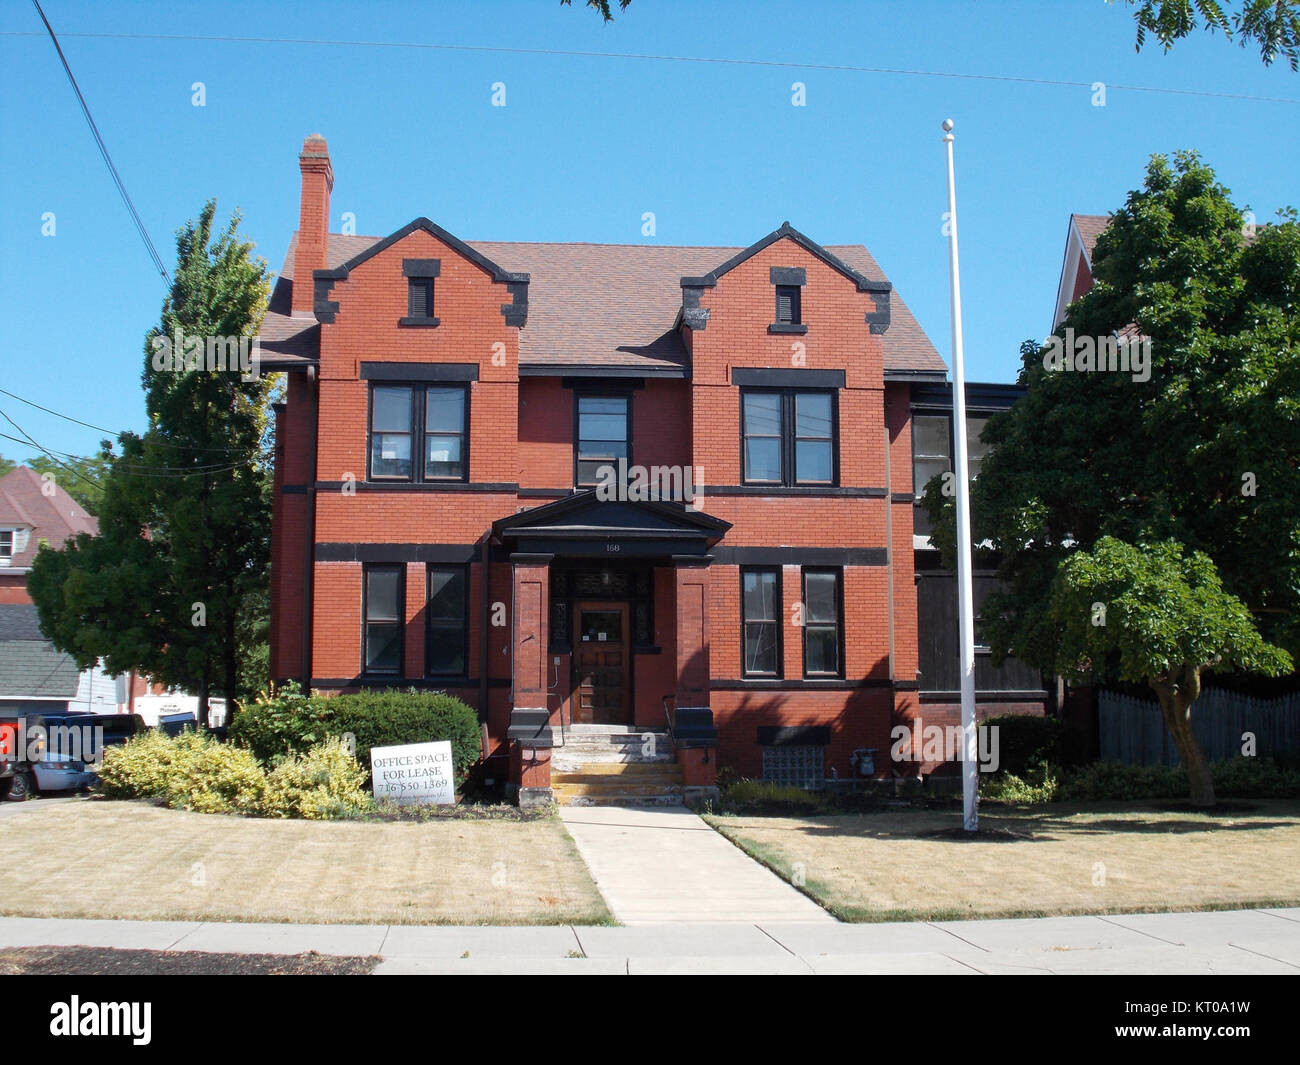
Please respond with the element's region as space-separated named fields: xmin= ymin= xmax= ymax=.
xmin=399 ymin=316 xmax=441 ymax=327
xmin=767 ymin=323 xmax=807 ymax=335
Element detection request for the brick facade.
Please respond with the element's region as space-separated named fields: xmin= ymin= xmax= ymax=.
xmin=265 ymin=136 xmax=1043 ymax=799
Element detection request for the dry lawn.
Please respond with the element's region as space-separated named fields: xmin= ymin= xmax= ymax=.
xmin=1 ymin=800 xmax=611 ymax=925
xmin=706 ymin=800 xmax=1300 ymax=922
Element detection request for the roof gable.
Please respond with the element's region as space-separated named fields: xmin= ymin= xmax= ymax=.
xmin=493 ymin=490 xmax=731 ymax=542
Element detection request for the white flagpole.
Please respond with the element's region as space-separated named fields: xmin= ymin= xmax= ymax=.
xmin=942 ymin=118 xmax=979 ymax=832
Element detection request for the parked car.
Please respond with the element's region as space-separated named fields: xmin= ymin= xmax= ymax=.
xmin=0 ymin=711 xmax=145 ymax=800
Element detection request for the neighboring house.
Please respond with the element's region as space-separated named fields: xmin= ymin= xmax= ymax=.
xmin=0 ymin=465 xmax=96 ymax=603
xmin=1051 ymin=213 xmax=1109 ymax=331
xmin=264 ymin=135 xmax=1044 ymax=805
xmin=0 ymin=468 xmax=131 ymax=716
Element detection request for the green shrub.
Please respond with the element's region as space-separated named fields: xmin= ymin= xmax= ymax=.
xmin=313 ymin=690 xmax=481 ymax=783
xmin=228 ymin=680 xmax=333 ymax=764
xmin=1058 ymin=761 xmax=1185 ymax=801
xmin=230 ymin=685 xmax=481 ymax=785
xmin=720 ymin=778 xmax=825 ymax=812
xmin=264 ymin=738 xmax=372 ymax=819
xmin=980 ymin=764 xmax=1060 ymax=804
xmin=97 ymin=728 xmax=205 ymax=800
xmin=983 ymin=713 xmax=1091 ymax=776
xmin=162 ymin=736 xmax=267 ymax=815
xmin=1208 ymin=756 xmax=1300 ymax=798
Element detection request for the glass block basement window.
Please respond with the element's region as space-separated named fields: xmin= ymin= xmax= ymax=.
xmin=762 ymin=745 xmax=826 ymax=790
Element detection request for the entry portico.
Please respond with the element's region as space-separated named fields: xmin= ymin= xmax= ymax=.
xmin=493 ymin=492 xmax=730 ymax=805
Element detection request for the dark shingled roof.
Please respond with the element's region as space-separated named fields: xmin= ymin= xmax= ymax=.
xmin=1073 ymin=214 xmax=1110 ymax=262
xmin=0 ymin=640 xmax=80 ymax=699
xmin=261 ymin=229 xmax=947 ymax=376
xmin=0 ymin=604 xmax=43 ymax=641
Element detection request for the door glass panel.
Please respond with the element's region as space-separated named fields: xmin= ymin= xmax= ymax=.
xmin=579 ymin=610 xmax=622 ymax=643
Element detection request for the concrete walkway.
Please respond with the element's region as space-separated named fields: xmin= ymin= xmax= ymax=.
xmin=557 ymin=805 xmax=833 ymax=924
xmin=0 ymin=909 xmax=1296 ymax=974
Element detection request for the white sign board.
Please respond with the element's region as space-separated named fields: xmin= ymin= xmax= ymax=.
xmin=369 ymin=740 xmax=456 ymax=805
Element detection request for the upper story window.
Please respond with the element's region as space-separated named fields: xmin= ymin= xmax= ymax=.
xmin=0 ymin=529 xmax=12 ymax=560
xmin=576 ymin=393 xmax=630 ymax=487
xmin=369 ymin=384 xmax=468 ymax=482
xmin=408 ymin=277 xmax=434 ymax=319
xmin=912 ymin=413 xmax=990 ymax=538
xmin=775 ymin=285 xmax=801 ymax=326
xmin=741 ymin=389 xmax=836 ymax=486
xmin=401 ymin=258 xmax=440 ymax=326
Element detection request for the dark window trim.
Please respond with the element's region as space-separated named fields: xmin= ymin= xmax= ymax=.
xmin=362 ymin=563 xmax=405 ymax=678
xmin=740 ymin=565 xmax=783 ymax=679
xmin=801 ymin=566 xmax=844 ymax=679
xmin=740 ymin=387 xmax=839 ymax=488
xmin=573 ymin=390 xmax=633 ymax=489
xmin=426 ymin=563 xmax=470 ymax=679
xmin=367 ymin=382 xmax=470 ymax=484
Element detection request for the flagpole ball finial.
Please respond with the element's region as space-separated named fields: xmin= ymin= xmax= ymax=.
xmin=942 ymin=118 xmax=954 ymax=131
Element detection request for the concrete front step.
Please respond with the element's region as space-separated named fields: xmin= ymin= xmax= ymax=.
xmin=551 ymin=726 xmax=683 ymax=806
xmin=553 ymin=763 xmax=684 ymax=780
xmin=560 ymin=793 xmax=686 ymax=807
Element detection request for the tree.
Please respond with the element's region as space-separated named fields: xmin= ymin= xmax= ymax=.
xmin=29 ymin=200 xmax=273 ymax=720
xmin=28 ymin=447 xmax=114 ymax=515
xmin=921 ymin=152 xmax=1300 ymax=802
xmin=1115 ymin=0 xmax=1300 ymax=69
xmin=560 ymin=0 xmax=631 ymax=21
xmin=1049 ymin=538 xmax=1290 ymax=805
xmin=0 ymin=455 xmax=14 ymax=478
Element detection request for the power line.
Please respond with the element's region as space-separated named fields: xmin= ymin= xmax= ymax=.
xmin=0 ymin=387 xmax=256 ymax=456
xmin=0 ymin=429 xmax=256 ymax=480
xmin=0 ymin=410 xmax=107 ymax=496
xmin=29 ymin=2 xmax=170 ymax=282
xmin=2 ymin=27 xmax=1295 ymax=105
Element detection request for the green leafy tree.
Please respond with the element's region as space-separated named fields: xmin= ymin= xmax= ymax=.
xmin=0 ymin=454 xmax=15 ymax=478
xmin=30 ymin=200 xmax=273 ymax=719
xmin=1115 ymin=0 xmax=1300 ymax=69
xmin=1050 ymin=538 xmax=1290 ymax=805
xmin=28 ymin=447 xmax=114 ymax=515
xmin=922 ymin=152 xmax=1299 ymax=801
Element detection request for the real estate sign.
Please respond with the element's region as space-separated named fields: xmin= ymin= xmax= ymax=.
xmin=369 ymin=740 xmax=455 ymax=805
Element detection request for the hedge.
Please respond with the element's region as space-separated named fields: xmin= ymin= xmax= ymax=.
xmin=229 ymin=683 xmax=481 ymax=783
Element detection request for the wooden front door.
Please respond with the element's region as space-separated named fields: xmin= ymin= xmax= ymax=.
xmin=573 ymin=601 xmax=631 ymax=725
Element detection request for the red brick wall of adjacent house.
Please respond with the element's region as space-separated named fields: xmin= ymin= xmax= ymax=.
xmin=0 ymin=574 xmax=30 ymax=604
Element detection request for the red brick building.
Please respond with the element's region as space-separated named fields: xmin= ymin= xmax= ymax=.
xmin=264 ymin=135 xmax=1045 ymax=805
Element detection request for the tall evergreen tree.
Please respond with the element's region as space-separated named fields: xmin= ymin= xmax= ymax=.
xmin=30 ymin=201 xmax=273 ymax=722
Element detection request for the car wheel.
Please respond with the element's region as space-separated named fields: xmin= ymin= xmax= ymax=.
xmin=5 ymin=772 xmax=33 ymax=802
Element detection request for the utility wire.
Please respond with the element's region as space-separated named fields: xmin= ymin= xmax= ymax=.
xmin=0 ymin=387 xmax=256 ymax=456
xmin=2 ymin=27 xmax=1295 ymax=105
xmin=0 ymin=429 xmax=256 ymax=480
xmin=29 ymin=2 xmax=170 ymax=282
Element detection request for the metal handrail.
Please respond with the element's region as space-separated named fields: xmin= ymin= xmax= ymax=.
xmin=661 ymin=695 xmax=677 ymax=756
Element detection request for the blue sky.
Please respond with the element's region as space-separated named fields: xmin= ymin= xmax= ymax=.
xmin=1 ymin=0 xmax=1295 ymax=462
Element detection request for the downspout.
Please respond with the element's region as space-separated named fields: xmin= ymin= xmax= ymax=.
xmin=478 ymin=533 xmax=490 ymax=725
xmin=300 ymin=365 xmax=318 ymax=686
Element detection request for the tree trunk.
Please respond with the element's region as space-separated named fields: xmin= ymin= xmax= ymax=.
xmin=1151 ymin=665 xmax=1214 ymax=806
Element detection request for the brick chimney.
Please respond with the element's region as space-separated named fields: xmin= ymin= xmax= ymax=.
xmin=292 ymin=134 xmax=333 ymax=315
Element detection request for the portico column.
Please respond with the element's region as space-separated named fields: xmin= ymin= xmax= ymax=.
xmin=507 ymin=552 xmax=554 ymax=808
xmin=672 ymin=555 xmax=712 ymax=706
xmin=671 ymin=555 xmax=719 ymax=801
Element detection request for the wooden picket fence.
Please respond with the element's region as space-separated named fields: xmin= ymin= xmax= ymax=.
xmin=1098 ymin=687 xmax=1300 ymax=766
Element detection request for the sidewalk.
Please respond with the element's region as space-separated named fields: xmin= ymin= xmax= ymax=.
xmin=558 ymin=805 xmax=832 ymax=923
xmin=1 ymin=908 xmax=1296 ymax=974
